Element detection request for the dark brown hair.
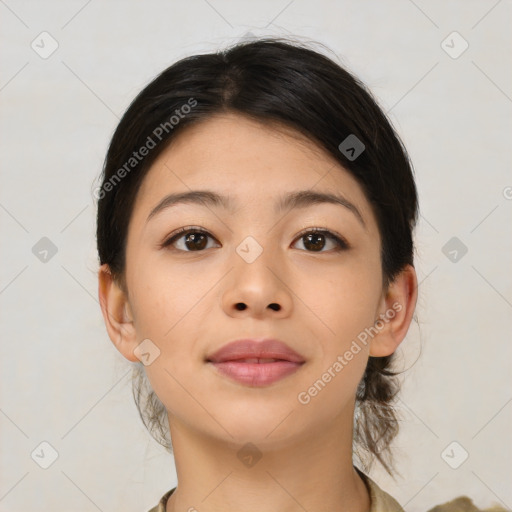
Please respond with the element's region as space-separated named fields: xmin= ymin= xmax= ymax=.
xmin=95 ymin=37 xmax=418 ymax=476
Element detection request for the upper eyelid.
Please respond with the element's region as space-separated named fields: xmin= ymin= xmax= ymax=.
xmin=295 ymin=226 xmax=347 ymax=242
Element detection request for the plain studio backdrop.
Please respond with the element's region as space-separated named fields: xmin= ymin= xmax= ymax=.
xmin=0 ymin=1 xmax=511 ymax=511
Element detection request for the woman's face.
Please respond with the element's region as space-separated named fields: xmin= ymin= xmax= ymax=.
xmin=112 ymin=113 xmax=394 ymax=447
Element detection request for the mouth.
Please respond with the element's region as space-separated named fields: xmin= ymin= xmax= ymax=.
xmin=206 ymin=338 xmax=305 ymax=387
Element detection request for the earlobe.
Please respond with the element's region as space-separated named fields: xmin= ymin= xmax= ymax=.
xmin=98 ymin=263 xmax=139 ymax=362
xmin=369 ymin=264 xmax=418 ymax=357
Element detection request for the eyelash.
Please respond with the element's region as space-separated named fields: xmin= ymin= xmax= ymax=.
xmin=160 ymin=225 xmax=349 ymax=252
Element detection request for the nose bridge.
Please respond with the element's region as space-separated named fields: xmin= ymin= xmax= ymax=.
xmin=221 ymin=232 xmax=292 ymax=317
xmin=234 ymin=232 xmax=280 ymax=290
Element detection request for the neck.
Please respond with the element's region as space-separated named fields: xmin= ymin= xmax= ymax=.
xmin=165 ymin=405 xmax=370 ymax=512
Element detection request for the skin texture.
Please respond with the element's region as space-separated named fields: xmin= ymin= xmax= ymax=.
xmin=98 ymin=113 xmax=417 ymax=512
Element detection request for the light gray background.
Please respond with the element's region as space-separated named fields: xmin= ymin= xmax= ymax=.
xmin=1 ymin=1 xmax=511 ymax=510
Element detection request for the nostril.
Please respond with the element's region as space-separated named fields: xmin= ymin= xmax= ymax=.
xmin=234 ymin=303 xmax=280 ymax=311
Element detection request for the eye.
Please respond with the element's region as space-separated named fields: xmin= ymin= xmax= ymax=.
xmin=161 ymin=227 xmax=220 ymax=252
xmin=292 ymin=229 xmax=348 ymax=252
xmin=161 ymin=227 xmax=348 ymax=253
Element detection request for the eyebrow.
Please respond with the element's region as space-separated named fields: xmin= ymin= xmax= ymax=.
xmin=146 ymin=189 xmax=365 ymax=227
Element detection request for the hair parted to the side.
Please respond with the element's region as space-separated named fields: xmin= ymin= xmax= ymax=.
xmin=96 ymin=37 xmax=418 ymax=477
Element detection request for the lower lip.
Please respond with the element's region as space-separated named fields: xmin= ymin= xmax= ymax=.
xmin=209 ymin=361 xmax=303 ymax=386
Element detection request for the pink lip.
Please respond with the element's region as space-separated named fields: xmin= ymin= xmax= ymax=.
xmin=206 ymin=338 xmax=305 ymax=387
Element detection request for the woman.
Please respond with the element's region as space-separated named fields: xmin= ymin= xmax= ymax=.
xmin=95 ymin=38 xmax=505 ymax=512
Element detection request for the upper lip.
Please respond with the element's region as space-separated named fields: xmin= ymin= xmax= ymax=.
xmin=207 ymin=338 xmax=305 ymax=364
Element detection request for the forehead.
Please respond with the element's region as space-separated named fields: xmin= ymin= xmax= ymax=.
xmin=132 ymin=113 xmax=376 ymax=226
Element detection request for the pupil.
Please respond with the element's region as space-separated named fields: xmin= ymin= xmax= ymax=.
xmin=186 ymin=233 xmax=207 ymax=250
xmin=305 ymin=233 xmax=324 ymax=251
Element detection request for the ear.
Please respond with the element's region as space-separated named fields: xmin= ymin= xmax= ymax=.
xmin=98 ymin=263 xmax=139 ymax=362
xmin=369 ymin=264 xmax=418 ymax=357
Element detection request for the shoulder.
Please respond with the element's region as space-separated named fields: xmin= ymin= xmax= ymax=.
xmin=359 ymin=471 xmax=510 ymax=512
xmin=147 ymin=487 xmax=176 ymax=512
xmin=426 ymin=496 xmax=509 ymax=512
xmin=359 ymin=471 xmax=406 ymax=511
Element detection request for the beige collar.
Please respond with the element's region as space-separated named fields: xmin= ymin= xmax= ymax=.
xmin=147 ymin=470 xmax=404 ymax=512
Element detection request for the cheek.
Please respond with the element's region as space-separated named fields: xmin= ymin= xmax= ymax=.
xmin=295 ymin=264 xmax=377 ymax=413
xmin=129 ymin=258 xmax=210 ymax=338
xmin=128 ymin=256 xmax=221 ymax=380
xmin=297 ymin=252 xmax=383 ymax=346
xmin=129 ymin=265 xmax=211 ymax=417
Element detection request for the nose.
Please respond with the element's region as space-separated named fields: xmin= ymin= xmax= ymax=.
xmin=221 ymin=246 xmax=293 ymax=319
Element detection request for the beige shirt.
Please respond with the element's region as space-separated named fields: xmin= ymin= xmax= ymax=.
xmin=147 ymin=471 xmax=509 ymax=512
xmin=147 ymin=471 xmax=404 ymax=512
